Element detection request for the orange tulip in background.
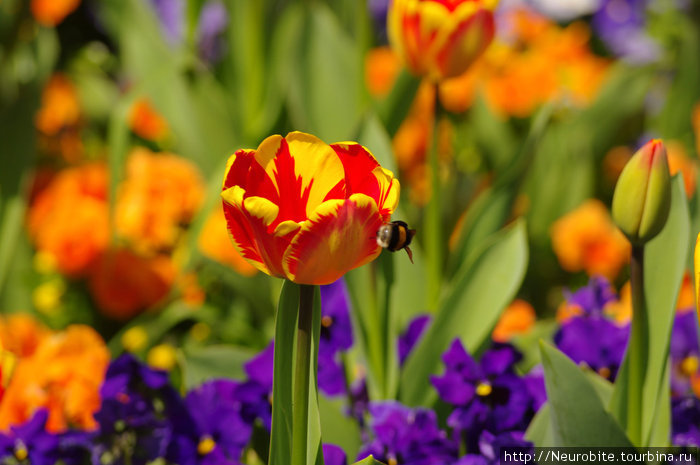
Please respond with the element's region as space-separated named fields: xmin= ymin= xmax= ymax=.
xmin=198 ymin=207 xmax=259 ymax=277
xmin=550 ymin=199 xmax=630 ymax=280
xmin=0 ymin=322 xmax=109 ymax=433
xmin=128 ymin=98 xmax=170 ymax=142
xmin=222 ymin=132 xmax=400 ymax=285
xmin=492 ymin=299 xmax=536 ymax=342
xmin=388 ymin=0 xmax=497 ymax=81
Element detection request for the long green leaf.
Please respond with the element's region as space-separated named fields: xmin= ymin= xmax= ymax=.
xmin=400 ymin=220 xmax=528 ymax=407
xmin=540 ymin=342 xmax=633 ymax=447
xmin=353 ymin=457 xmax=386 ymax=465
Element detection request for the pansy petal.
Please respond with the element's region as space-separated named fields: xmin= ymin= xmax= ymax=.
xmin=283 ymin=194 xmax=384 ymax=285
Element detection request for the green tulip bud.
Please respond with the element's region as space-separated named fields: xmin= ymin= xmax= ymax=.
xmin=612 ymin=139 xmax=672 ymax=245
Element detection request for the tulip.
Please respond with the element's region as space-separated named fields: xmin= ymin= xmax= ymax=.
xmin=387 ymin=0 xmax=498 ymax=81
xmin=221 ymin=132 xmax=400 ymax=285
xmin=612 ymin=139 xmax=671 ymax=245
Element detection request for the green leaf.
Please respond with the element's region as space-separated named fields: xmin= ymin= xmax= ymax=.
xmin=400 ymin=220 xmax=528 ymax=407
xmin=609 ymin=175 xmax=689 ymax=446
xmin=179 ymin=345 xmax=255 ymax=391
xmin=376 ymin=69 xmax=421 ymax=137
xmin=352 ymin=457 xmax=386 ymax=465
xmin=539 ymin=341 xmax=633 ymax=447
xmin=319 ymin=394 xmax=361 ymax=460
xmin=525 ymin=404 xmax=555 ymax=447
xmin=270 ymin=281 xmax=299 ymax=465
xmin=283 ymin=3 xmax=364 ymax=142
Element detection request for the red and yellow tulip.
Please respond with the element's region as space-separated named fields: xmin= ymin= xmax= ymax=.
xmin=221 ymin=132 xmax=400 ymax=285
xmin=387 ymin=0 xmax=498 ymax=81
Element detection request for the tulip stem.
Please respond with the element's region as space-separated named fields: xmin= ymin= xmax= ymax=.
xmin=425 ymin=84 xmax=444 ymax=310
xmin=292 ymin=284 xmax=315 ymax=465
xmin=626 ymin=245 xmax=648 ymax=445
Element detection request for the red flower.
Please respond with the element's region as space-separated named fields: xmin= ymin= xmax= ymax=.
xmin=221 ymin=132 xmax=400 ymax=285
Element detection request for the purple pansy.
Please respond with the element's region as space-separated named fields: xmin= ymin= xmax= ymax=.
xmin=149 ymin=0 xmax=185 ymax=45
xmin=236 ymin=342 xmax=274 ymax=431
xmin=323 ymin=443 xmax=348 ymax=465
xmin=357 ymin=401 xmax=458 ymax=465
xmin=197 ymin=0 xmax=229 ymax=64
xmin=430 ymin=341 xmax=535 ymax=446
xmin=671 ymin=395 xmax=700 ymax=447
xmin=318 ymin=279 xmax=354 ymax=396
xmin=670 ymin=310 xmax=700 ymax=397
xmin=183 ymin=380 xmax=252 ymax=465
xmin=455 ymin=430 xmax=534 ymax=465
xmin=592 ymin=0 xmax=661 ymax=64
xmin=563 ymin=275 xmax=617 ymax=315
xmin=398 ymin=314 xmax=431 ymax=366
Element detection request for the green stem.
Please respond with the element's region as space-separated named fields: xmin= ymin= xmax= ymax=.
xmin=425 ymin=84 xmax=444 ymax=310
xmin=291 ymin=284 xmax=315 ymax=465
xmin=627 ymin=245 xmax=648 ymax=446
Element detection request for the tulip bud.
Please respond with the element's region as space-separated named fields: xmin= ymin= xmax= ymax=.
xmin=612 ymin=139 xmax=671 ymax=245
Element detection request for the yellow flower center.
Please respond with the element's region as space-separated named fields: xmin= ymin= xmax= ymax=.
xmin=122 ymin=326 xmax=149 ymax=352
xmin=681 ymin=356 xmax=700 ymax=376
xmin=476 ymin=382 xmax=492 ymax=397
xmin=388 ymin=458 xmax=398 ymax=465
xmin=147 ymin=344 xmax=177 ymax=371
xmin=198 ymin=436 xmax=216 ymax=456
xmin=321 ymin=316 xmax=334 ymax=328
xmin=15 ymin=442 xmax=28 ymax=461
xmin=598 ymin=366 xmax=612 ymax=379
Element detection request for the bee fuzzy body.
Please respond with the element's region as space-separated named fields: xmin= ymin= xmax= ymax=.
xmin=376 ymin=220 xmax=416 ymax=263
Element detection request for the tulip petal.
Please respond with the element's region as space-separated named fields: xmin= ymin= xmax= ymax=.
xmin=283 ymin=194 xmax=384 ymax=285
xmin=331 ymin=143 xmax=400 ymax=218
xmin=435 ymin=7 xmax=494 ymax=79
xmin=221 ymin=186 xmax=270 ymax=275
xmin=251 ymin=132 xmax=346 ymax=224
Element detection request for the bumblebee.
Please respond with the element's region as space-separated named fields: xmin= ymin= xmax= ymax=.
xmin=376 ymin=220 xmax=416 ymax=263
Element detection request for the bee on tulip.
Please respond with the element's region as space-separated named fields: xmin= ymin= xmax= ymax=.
xmin=376 ymin=220 xmax=416 ymax=264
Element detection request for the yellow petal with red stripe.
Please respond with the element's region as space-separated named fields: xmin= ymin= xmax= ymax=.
xmin=283 ymin=194 xmax=384 ymax=285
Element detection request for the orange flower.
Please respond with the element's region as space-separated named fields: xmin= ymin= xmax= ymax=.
xmin=0 ymin=325 xmax=109 ymax=433
xmin=550 ymin=200 xmax=630 ymax=280
xmin=198 ymin=207 xmax=258 ymax=276
xmin=666 ymin=141 xmax=697 ymax=198
xmin=439 ymin=7 xmax=609 ymax=115
xmin=604 ymin=281 xmax=632 ymax=324
xmin=31 ymin=0 xmax=80 ymax=26
xmin=115 ymin=148 xmax=205 ymax=255
xmin=676 ymin=272 xmax=695 ymax=314
xmin=221 ymin=132 xmax=400 ymax=285
xmin=0 ymin=314 xmax=49 ymax=358
xmin=693 ymin=102 xmax=700 ymax=157
xmin=35 ymin=74 xmax=81 ymax=136
xmin=492 ymin=299 xmax=536 ymax=342
xmin=365 ymin=47 xmax=402 ymax=98
xmin=88 ymin=248 xmax=175 ymax=321
xmin=388 ymin=0 xmax=497 ymax=81
xmin=27 ymin=163 xmax=109 ymax=277
xmin=128 ymin=98 xmax=169 ymax=141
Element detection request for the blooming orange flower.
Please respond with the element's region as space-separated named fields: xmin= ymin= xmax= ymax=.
xmin=676 ymin=272 xmax=695 ymax=314
xmin=693 ymin=102 xmax=700 ymax=157
xmin=388 ymin=0 xmax=497 ymax=81
xmin=439 ymin=7 xmax=609 ymax=116
xmin=115 ymin=148 xmax=205 ymax=256
xmin=0 ymin=325 xmax=109 ymax=433
xmin=128 ymin=98 xmax=169 ymax=141
xmin=31 ymin=0 xmax=80 ymax=27
xmin=27 ymin=163 xmax=109 ymax=277
xmin=604 ymin=281 xmax=632 ymax=324
xmin=88 ymin=248 xmax=175 ymax=321
xmin=221 ymin=132 xmax=400 ymax=285
xmin=666 ymin=141 xmax=697 ymax=198
xmin=550 ymin=200 xmax=630 ymax=280
xmin=198 ymin=207 xmax=258 ymax=276
xmin=35 ymin=74 xmax=81 ymax=136
xmin=492 ymin=299 xmax=536 ymax=342
xmin=365 ymin=47 xmax=402 ymax=98
xmin=0 ymin=314 xmax=49 ymax=359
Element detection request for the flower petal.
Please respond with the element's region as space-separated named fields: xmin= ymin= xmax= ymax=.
xmin=283 ymin=194 xmax=384 ymax=285
xmin=221 ymin=186 xmax=270 ymax=275
xmin=434 ymin=7 xmax=494 ymax=79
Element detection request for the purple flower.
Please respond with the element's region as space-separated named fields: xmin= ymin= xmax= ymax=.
xmin=149 ymin=0 xmax=185 ymax=45
xmin=323 ymin=443 xmax=348 ymax=465
xmin=554 ymin=315 xmax=629 ymax=381
xmin=0 ymin=410 xmax=89 ymax=465
xmin=455 ymin=430 xmax=534 ymax=465
xmin=236 ymin=342 xmax=274 ymax=430
xmin=563 ymin=276 xmax=617 ymax=316
xmin=672 ymin=395 xmax=700 ymax=447
xmin=348 ymin=378 xmax=370 ymax=427
xmin=430 ymin=341 xmax=535 ymax=445
xmin=670 ymin=310 xmax=700 ymax=397
xmin=357 ymin=401 xmax=458 ymax=465
xmin=398 ymin=315 xmax=431 ymax=366
xmin=592 ymin=0 xmax=661 ymax=64
xmin=93 ymin=354 xmax=188 ymax=465
xmin=182 ymin=380 xmax=252 ymax=465
xmin=318 ymin=279 xmax=354 ymax=397
xmin=197 ymin=0 xmax=228 ymax=63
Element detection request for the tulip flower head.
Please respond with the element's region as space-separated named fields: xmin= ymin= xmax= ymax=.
xmin=221 ymin=132 xmax=400 ymax=285
xmin=387 ymin=0 xmax=498 ymax=81
xmin=612 ymin=139 xmax=671 ymax=245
